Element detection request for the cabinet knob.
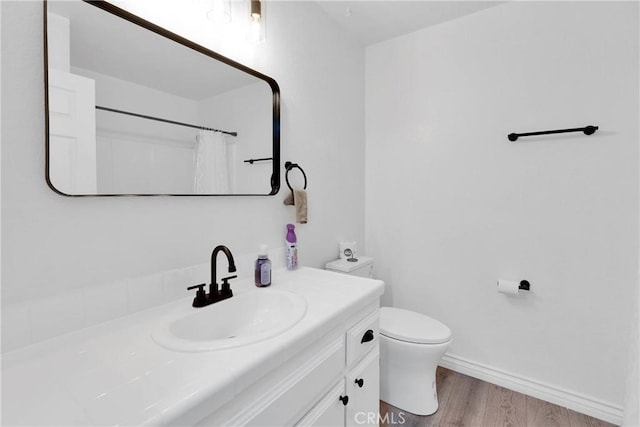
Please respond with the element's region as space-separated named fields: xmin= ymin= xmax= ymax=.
xmin=355 ymin=378 xmax=364 ymax=388
xmin=339 ymin=395 xmax=349 ymax=406
xmin=361 ymin=329 xmax=374 ymax=343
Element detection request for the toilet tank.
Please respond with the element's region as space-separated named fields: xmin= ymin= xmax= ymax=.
xmin=325 ymin=256 xmax=374 ymax=278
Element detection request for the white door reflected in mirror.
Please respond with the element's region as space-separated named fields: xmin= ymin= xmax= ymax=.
xmin=48 ymin=69 xmax=97 ymax=195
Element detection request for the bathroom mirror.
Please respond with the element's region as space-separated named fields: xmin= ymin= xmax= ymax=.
xmin=44 ymin=0 xmax=280 ymax=196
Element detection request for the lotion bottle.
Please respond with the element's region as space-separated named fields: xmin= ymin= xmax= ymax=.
xmin=255 ymin=244 xmax=271 ymax=287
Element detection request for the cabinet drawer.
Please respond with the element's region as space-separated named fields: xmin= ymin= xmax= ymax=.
xmin=242 ymin=336 xmax=346 ymax=426
xmin=346 ymin=310 xmax=379 ymax=367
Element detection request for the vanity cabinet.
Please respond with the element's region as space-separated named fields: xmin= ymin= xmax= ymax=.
xmin=1 ymin=268 xmax=385 ymax=426
xmin=199 ymin=304 xmax=380 ymax=427
xmin=297 ymin=382 xmax=346 ymax=426
xmin=298 ymin=349 xmax=379 ymax=427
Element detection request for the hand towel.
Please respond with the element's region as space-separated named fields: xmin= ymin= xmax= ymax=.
xmin=283 ymin=192 xmax=294 ymax=206
xmin=293 ymin=189 xmax=308 ymax=223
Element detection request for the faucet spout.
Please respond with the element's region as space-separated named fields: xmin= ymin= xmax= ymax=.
xmin=187 ymin=245 xmax=237 ymax=308
xmin=211 ymin=245 xmax=236 ymax=294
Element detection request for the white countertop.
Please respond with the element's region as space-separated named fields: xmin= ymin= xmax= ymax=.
xmin=2 ymin=267 xmax=384 ymax=426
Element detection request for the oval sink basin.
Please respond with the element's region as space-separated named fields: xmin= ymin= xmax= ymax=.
xmin=152 ymin=289 xmax=307 ymax=352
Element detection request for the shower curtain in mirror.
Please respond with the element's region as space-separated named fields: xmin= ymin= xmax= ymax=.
xmin=194 ymin=129 xmax=236 ymax=194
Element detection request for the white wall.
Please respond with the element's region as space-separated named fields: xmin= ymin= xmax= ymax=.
xmin=1 ymin=1 xmax=365 ymax=349
xmin=47 ymin=13 xmax=70 ymax=72
xmin=366 ymin=1 xmax=638 ymax=421
xmin=624 ymin=281 xmax=639 ymax=425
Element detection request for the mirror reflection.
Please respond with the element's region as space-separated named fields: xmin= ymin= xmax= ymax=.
xmin=45 ymin=0 xmax=279 ymax=196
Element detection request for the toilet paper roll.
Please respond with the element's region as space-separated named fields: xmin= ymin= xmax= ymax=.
xmin=339 ymin=241 xmax=357 ymax=259
xmin=497 ymin=280 xmax=520 ymax=295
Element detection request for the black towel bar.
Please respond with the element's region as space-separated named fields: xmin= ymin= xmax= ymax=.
xmin=508 ymin=125 xmax=598 ymax=142
xmin=243 ymin=157 xmax=272 ymax=164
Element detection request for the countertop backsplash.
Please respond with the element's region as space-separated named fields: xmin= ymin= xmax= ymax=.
xmin=2 ymin=247 xmax=287 ymax=352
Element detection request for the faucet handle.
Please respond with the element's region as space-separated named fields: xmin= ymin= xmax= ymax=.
xmin=220 ymin=275 xmax=237 ymax=292
xmin=187 ymin=283 xmax=208 ymax=307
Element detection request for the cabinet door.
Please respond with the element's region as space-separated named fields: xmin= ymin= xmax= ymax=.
xmin=296 ymin=382 xmax=345 ymax=427
xmin=346 ymin=350 xmax=380 ymax=427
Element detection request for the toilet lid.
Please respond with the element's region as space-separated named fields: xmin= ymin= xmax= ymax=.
xmin=380 ymin=307 xmax=452 ymax=344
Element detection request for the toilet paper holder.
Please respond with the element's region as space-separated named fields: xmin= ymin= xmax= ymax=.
xmin=518 ymin=280 xmax=530 ymax=291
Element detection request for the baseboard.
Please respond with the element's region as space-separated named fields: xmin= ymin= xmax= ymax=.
xmin=440 ymin=353 xmax=623 ymax=425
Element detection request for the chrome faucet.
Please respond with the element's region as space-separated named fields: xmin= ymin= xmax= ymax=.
xmin=187 ymin=245 xmax=237 ymax=308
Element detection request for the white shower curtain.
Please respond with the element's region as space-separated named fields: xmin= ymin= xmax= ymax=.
xmin=194 ymin=129 xmax=235 ymax=194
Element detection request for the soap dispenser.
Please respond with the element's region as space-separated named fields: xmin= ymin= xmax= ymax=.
xmin=255 ymin=244 xmax=271 ymax=287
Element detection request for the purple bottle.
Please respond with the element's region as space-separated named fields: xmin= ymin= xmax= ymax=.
xmin=286 ymin=224 xmax=298 ymax=270
xmin=255 ymin=244 xmax=271 ymax=287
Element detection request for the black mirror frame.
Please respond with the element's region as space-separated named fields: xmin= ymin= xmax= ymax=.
xmin=43 ymin=0 xmax=280 ymax=197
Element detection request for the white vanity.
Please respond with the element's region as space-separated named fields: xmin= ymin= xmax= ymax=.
xmin=2 ymin=267 xmax=384 ymax=426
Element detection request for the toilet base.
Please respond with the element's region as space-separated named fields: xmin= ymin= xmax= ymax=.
xmin=380 ymin=335 xmax=451 ymax=416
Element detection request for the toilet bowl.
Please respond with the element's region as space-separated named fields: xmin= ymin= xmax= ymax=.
xmin=380 ymin=307 xmax=452 ymax=416
xmin=324 ymin=257 xmax=452 ymax=415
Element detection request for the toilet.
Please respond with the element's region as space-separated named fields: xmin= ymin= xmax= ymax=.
xmin=379 ymin=307 xmax=452 ymax=415
xmin=326 ymin=257 xmax=453 ymax=416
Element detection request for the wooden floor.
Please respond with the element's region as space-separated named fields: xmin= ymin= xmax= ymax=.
xmin=379 ymin=368 xmax=615 ymax=427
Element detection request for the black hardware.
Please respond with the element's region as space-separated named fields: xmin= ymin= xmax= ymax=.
xmin=339 ymin=395 xmax=349 ymax=406
xmin=508 ymin=125 xmax=598 ymax=142
xmin=221 ymin=275 xmax=238 ymax=293
xmin=519 ymin=280 xmax=531 ymax=291
xmin=361 ymin=329 xmax=375 ymax=344
xmin=284 ymin=161 xmax=307 ymax=192
xmin=96 ymin=106 xmax=238 ymax=137
xmin=187 ymin=283 xmax=208 ymax=307
xmin=244 ymin=157 xmax=273 ymax=164
xmin=284 ymin=161 xmax=308 ymax=204
xmin=209 ymin=245 xmax=236 ymax=302
xmin=187 ymin=245 xmax=237 ymax=308
xmin=355 ymin=378 xmax=364 ymax=388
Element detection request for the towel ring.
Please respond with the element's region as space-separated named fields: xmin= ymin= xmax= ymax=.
xmin=285 ymin=161 xmax=307 ymax=192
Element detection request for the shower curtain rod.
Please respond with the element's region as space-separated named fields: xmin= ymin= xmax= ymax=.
xmin=95 ymin=106 xmax=238 ymax=137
